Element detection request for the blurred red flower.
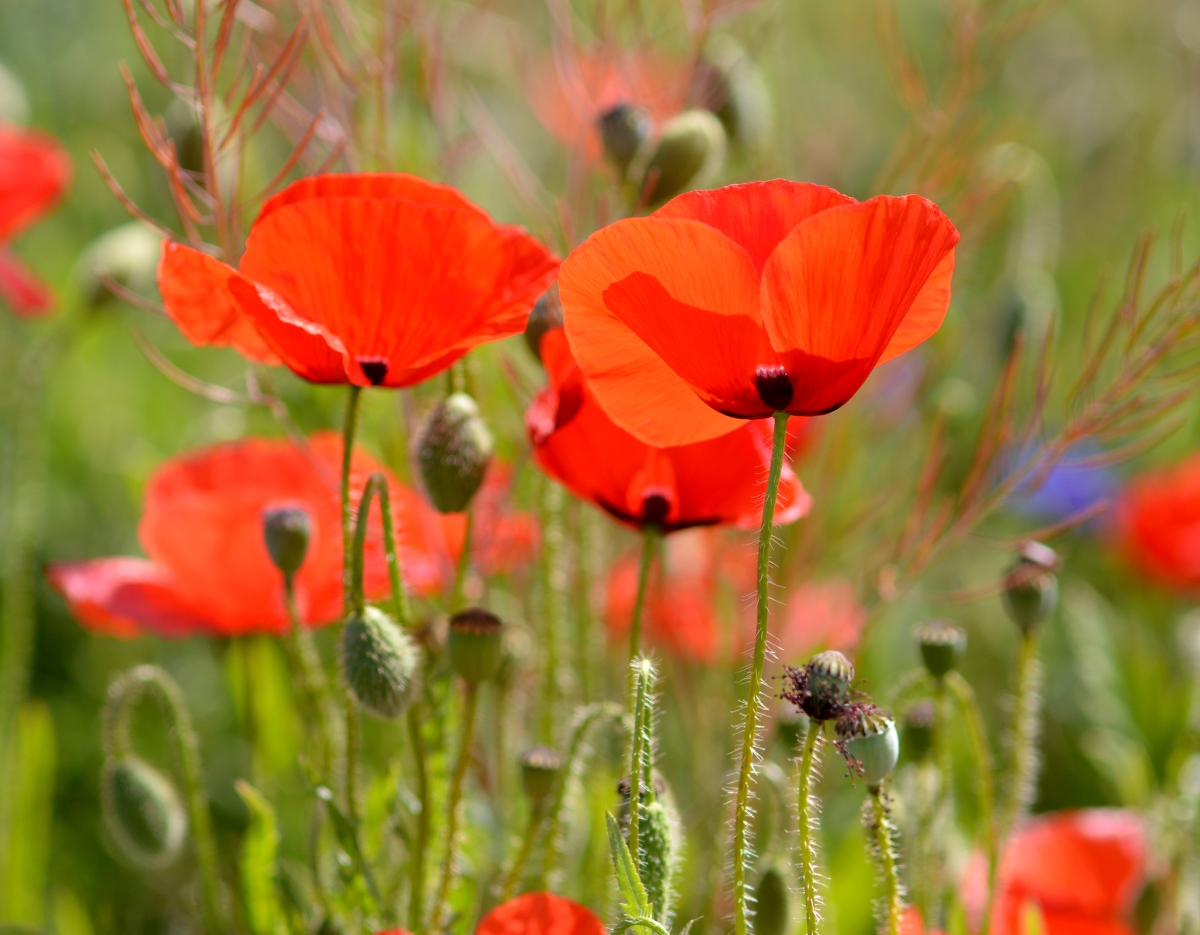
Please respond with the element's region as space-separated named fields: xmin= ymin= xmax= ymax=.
xmin=0 ymin=123 xmax=70 ymax=316
xmin=477 ymin=891 xmax=605 ymax=935
xmin=605 ymin=530 xmax=723 ymax=663
xmin=1114 ymin=453 xmax=1200 ymax=592
xmin=762 ymin=578 xmax=867 ymax=666
xmin=528 ymin=328 xmax=812 ymax=531
xmin=527 ymin=47 xmax=688 ymax=161
xmin=471 ymin=460 xmax=540 ymax=577
xmin=559 ymin=180 xmax=959 ymax=446
xmin=158 ymin=174 xmax=559 ymax=386
xmin=48 ymin=433 xmax=463 ymax=638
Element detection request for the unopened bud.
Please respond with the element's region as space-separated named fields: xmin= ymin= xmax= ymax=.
xmin=342 ymin=607 xmax=419 ymax=718
xmin=837 ymin=706 xmax=899 ymax=789
xmin=695 ymin=39 xmax=772 ymax=152
xmin=447 ymin=607 xmax=503 ymax=684
xmin=524 ymin=291 xmax=563 ymax=362
xmin=903 ymin=700 xmax=936 ymax=762
xmin=597 ymin=103 xmax=651 ymax=177
xmin=75 ymin=222 xmax=163 ymax=307
xmin=520 ymin=746 xmax=562 ymax=807
xmin=1002 ymin=541 xmax=1060 ymax=633
xmin=754 ymin=865 xmax=790 ymax=935
xmin=101 ymin=755 xmax=187 ymax=869
xmin=633 ymin=109 xmax=726 ymax=207
xmin=915 ymin=620 xmax=966 ymax=679
xmin=417 ymin=393 xmax=494 ymax=514
xmin=262 ymin=505 xmax=311 ymax=579
xmin=639 ymin=799 xmax=677 ymax=920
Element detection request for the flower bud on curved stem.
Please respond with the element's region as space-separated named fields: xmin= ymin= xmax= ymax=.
xmin=101 ymin=755 xmax=187 ymax=869
xmin=417 ymin=392 xmax=493 ymax=514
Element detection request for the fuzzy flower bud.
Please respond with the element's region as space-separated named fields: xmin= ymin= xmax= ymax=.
xmin=101 ymin=755 xmax=187 ymax=869
xmin=262 ymin=505 xmax=311 ymax=580
xmin=447 ymin=607 xmax=504 ymax=685
xmin=837 ymin=705 xmax=900 ymax=789
xmin=754 ymin=865 xmax=790 ymax=935
xmin=417 ymin=393 xmax=494 ymax=514
xmin=1002 ymin=541 xmax=1060 ymax=633
xmin=639 ymin=799 xmax=678 ymax=921
xmin=342 ymin=606 xmax=419 ymax=718
xmin=915 ymin=620 xmax=966 ymax=679
xmin=597 ymin=103 xmax=651 ymax=177
xmin=520 ymin=745 xmax=562 ymax=807
xmin=632 ymin=109 xmax=727 ymax=207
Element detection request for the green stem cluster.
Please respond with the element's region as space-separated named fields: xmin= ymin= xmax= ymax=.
xmin=869 ymin=788 xmax=903 ymax=935
xmin=1000 ymin=631 xmax=1043 ymax=842
xmin=796 ymin=721 xmax=822 ymax=935
xmin=430 ymin=682 xmax=480 ymax=929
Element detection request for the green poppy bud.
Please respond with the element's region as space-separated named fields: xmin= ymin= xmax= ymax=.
xmin=417 ymin=393 xmax=494 ymax=514
xmin=902 ymin=700 xmax=936 ymax=762
xmin=639 ymin=799 xmax=678 ymax=921
xmin=1002 ymin=541 xmax=1060 ymax=634
xmin=837 ymin=707 xmax=900 ymax=790
xmin=520 ymin=745 xmax=562 ymax=807
xmin=524 ymin=291 xmax=563 ymax=362
xmin=262 ymin=505 xmax=311 ymax=580
xmin=101 ymin=755 xmax=187 ymax=869
xmin=754 ymin=865 xmax=790 ymax=935
xmin=342 ymin=606 xmax=418 ymax=718
xmin=915 ymin=620 xmax=966 ymax=679
xmin=696 ymin=38 xmax=773 ymax=152
xmin=447 ymin=607 xmax=503 ymax=684
xmin=75 ymin=222 xmax=163 ymax=308
xmin=633 ymin=109 xmax=726 ymax=207
xmin=597 ymin=103 xmax=651 ymax=178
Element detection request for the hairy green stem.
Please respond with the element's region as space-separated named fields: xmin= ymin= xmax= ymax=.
xmin=796 ymin=720 xmax=822 ymax=935
xmin=407 ymin=701 xmax=431 ymax=932
xmin=733 ymin=412 xmax=789 ymax=935
xmin=450 ymin=508 xmax=473 ymax=612
xmin=340 ymin=384 xmax=363 ymax=825
xmin=628 ymin=658 xmax=655 ymax=868
xmin=628 ymin=527 xmax=658 ymax=668
xmin=869 ymin=787 xmax=903 ymax=935
xmin=1000 ymin=631 xmax=1043 ymax=842
xmin=945 ymin=671 xmax=996 ymax=935
xmin=282 ymin=582 xmax=337 ymax=778
xmin=431 ymin=682 xmax=480 ymax=928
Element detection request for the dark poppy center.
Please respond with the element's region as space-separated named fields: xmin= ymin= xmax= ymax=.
xmin=642 ymin=493 xmax=671 ymax=527
xmin=755 ymin=365 xmax=793 ymax=411
xmin=358 ymin=358 xmax=389 ymax=386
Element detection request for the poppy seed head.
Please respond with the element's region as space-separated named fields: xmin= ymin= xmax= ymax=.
xmin=755 ymin=364 xmax=793 ymax=411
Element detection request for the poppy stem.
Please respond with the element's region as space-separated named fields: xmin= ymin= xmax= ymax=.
xmin=449 ymin=507 xmax=473 ymax=612
xmin=628 ymin=657 xmax=654 ymax=869
xmin=999 ymin=631 xmax=1043 ymax=841
xmin=796 ymin=719 xmax=822 ymax=935
xmin=868 ymin=785 xmax=903 ymax=935
xmin=628 ymin=526 xmax=659 ymax=671
xmin=352 ymin=472 xmax=412 ymax=626
xmin=945 ymin=671 xmax=997 ymax=935
xmin=282 ymin=580 xmax=337 ymax=778
xmin=431 ymin=680 xmax=480 ymax=928
xmin=732 ymin=411 xmax=789 ymax=935
xmin=407 ymin=700 xmax=430 ymax=932
xmin=538 ymin=481 xmax=567 ymax=743
xmin=340 ymin=384 xmax=363 ymax=827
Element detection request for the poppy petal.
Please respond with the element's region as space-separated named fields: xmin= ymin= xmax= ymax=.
xmin=257 ymin=172 xmax=485 ymax=224
xmin=477 ymin=892 xmax=606 ymax=935
xmin=0 ymin=246 xmax=54 ymax=316
xmin=227 ymin=277 xmax=349 ymax=383
xmin=654 ymin=179 xmax=855 ymax=274
xmin=239 ymin=197 xmax=553 ymax=387
xmin=158 ymin=242 xmax=280 ymax=363
xmin=760 ymin=195 xmax=958 ymax=412
xmin=46 ymin=558 xmax=211 ymax=639
xmin=560 ymin=216 xmax=756 ymax=446
xmin=878 ymin=247 xmax=956 ymax=364
xmin=0 ymin=125 xmax=71 ymax=242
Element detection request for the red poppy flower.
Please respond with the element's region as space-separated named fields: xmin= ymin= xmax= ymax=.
xmin=559 ymin=180 xmax=959 ymax=446
xmin=471 ymin=461 xmax=540 ymax=577
xmin=528 ymin=328 xmax=811 ymax=530
xmin=1114 ymin=453 xmax=1200 ymax=592
xmin=605 ymin=530 xmax=722 ymax=663
xmin=527 ymin=48 xmax=689 ymax=161
xmin=477 ymin=892 xmax=605 ymax=935
xmin=158 ymin=174 xmax=559 ymax=386
xmin=0 ymin=124 xmax=71 ymax=316
xmin=48 ymin=433 xmax=464 ymax=638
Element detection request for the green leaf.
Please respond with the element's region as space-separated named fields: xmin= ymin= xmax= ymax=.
xmin=235 ymin=780 xmax=285 ymax=935
xmin=606 ymin=812 xmax=650 ymax=920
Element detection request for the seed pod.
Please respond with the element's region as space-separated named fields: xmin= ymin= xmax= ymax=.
xmin=808 ymin=650 xmax=855 ymax=720
xmin=524 ymin=291 xmax=563 ymax=362
xmin=597 ymin=103 xmax=651 ymax=177
xmin=639 ymin=799 xmax=678 ymax=922
xmin=417 ymin=393 xmax=494 ymax=514
xmin=1002 ymin=541 xmax=1060 ymax=634
xmin=75 ymin=221 xmax=163 ymax=307
xmin=754 ymin=865 xmax=790 ymax=935
xmin=262 ymin=505 xmax=312 ymax=580
xmin=915 ymin=620 xmax=966 ymax=679
xmin=695 ymin=38 xmax=773 ymax=152
xmin=520 ymin=745 xmax=562 ymax=807
xmin=342 ymin=606 xmax=419 ymax=718
xmin=903 ymin=700 xmax=936 ymax=762
xmin=632 ymin=109 xmax=727 ymax=207
xmin=447 ymin=607 xmax=503 ymax=685
xmin=837 ymin=707 xmax=900 ymax=789
xmin=101 ymin=755 xmax=187 ymax=869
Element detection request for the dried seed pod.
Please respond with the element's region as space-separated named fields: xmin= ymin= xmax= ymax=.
xmin=342 ymin=606 xmax=419 ymax=718
xmin=915 ymin=620 xmax=966 ymax=679
xmin=417 ymin=393 xmax=494 ymax=514
xmin=101 ymin=755 xmax=187 ymax=869
xmin=447 ymin=607 xmax=504 ymax=685
xmin=262 ymin=505 xmax=311 ymax=580
xmin=520 ymin=745 xmax=562 ymax=807
xmin=1002 ymin=541 xmax=1060 ymax=633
